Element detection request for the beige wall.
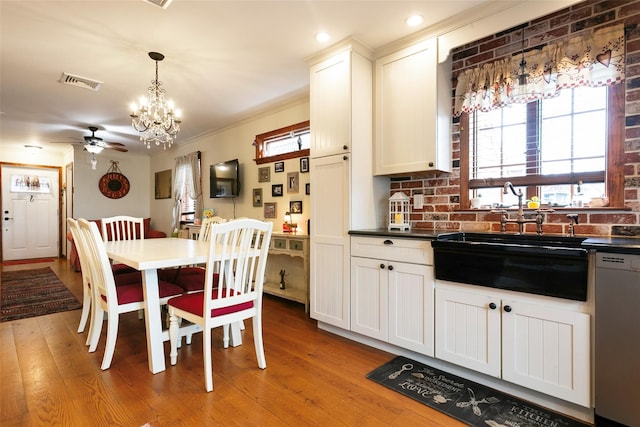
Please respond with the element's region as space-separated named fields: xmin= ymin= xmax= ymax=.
xmin=149 ymin=98 xmax=310 ymax=235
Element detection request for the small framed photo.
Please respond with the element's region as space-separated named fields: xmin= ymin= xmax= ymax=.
xmin=264 ymin=202 xmax=277 ymax=219
xmin=258 ymin=166 xmax=270 ymax=183
xmin=272 ymin=184 xmax=283 ymax=197
xmin=252 ymin=188 xmax=263 ymax=207
xmin=274 ymin=161 xmax=285 ymax=173
xmin=287 ymin=171 xmax=299 ymax=193
xmin=300 ymin=157 xmax=309 ymax=173
xmin=290 ymin=200 xmax=303 ymax=214
xmin=305 ymin=182 xmax=310 ymax=195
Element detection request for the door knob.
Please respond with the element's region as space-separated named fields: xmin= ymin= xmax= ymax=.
xmin=504 ymin=305 xmax=512 ymax=313
xmin=489 ymin=302 xmax=497 ymax=310
xmin=4 ymin=217 xmax=13 ymax=221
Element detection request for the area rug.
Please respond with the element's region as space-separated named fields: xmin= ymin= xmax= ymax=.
xmin=1 ymin=267 xmax=81 ymax=322
xmin=3 ymin=258 xmax=55 ymax=266
xmin=367 ymin=356 xmax=589 ymax=427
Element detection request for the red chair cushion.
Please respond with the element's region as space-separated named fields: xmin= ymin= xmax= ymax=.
xmin=158 ymin=267 xmax=219 ymax=293
xmin=113 ymin=271 xmax=142 ymax=286
xmin=167 ymin=289 xmax=253 ymax=317
xmin=112 ymin=263 xmax=138 ymax=275
xmin=101 ymin=280 xmax=184 ymax=305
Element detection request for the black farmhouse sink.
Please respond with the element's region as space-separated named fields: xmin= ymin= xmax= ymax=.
xmin=431 ymin=232 xmax=590 ymax=301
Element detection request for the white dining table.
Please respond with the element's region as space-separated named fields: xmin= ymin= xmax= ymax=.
xmin=105 ymin=237 xmax=242 ymax=374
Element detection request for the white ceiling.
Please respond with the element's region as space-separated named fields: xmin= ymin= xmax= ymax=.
xmin=1 ymin=0 xmax=496 ymax=155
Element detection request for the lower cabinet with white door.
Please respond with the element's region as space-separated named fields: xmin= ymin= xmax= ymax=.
xmin=350 ymin=236 xmax=434 ymax=356
xmin=435 ymin=284 xmax=591 ymax=407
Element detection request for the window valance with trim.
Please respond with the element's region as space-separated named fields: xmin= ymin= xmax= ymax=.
xmin=454 ymin=24 xmax=625 ymax=117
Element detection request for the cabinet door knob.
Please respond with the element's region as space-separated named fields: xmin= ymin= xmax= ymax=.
xmin=428 ymin=162 xmax=434 ymax=167
xmin=504 ymin=305 xmax=512 ymax=313
xmin=489 ymin=302 xmax=497 ymax=310
xmin=383 ymin=239 xmax=393 ymax=245
xmin=380 ymin=263 xmax=385 ymax=269
xmin=343 ymin=155 xmax=348 ymax=161
xmin=343 ymin=145 xmax=348 ymax=150
xmin=387 ymin=265 xmax=394 ymax=271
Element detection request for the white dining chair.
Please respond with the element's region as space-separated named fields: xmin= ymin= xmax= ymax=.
xmin=163 ymin=216 xmax=227 ymax=293
xmin=67 ymin=218 xmax=93 ymax=337
xmin=68 ymin=218 xmax=144 ymax=344
xmin=77 ymin=218 xmax=187 ymax=370
xmin=167 ymin=218 xmax=273 ymax=392
xmin=101 ymin=215 xmax=145 ymax=241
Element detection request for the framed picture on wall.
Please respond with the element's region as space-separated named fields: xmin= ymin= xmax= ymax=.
xmin=290 ymin=200 xmax=303 ymax=214
xmin=252 ymin=188 xmax=263 ymax=207
xmin=154 ymin=169 xmax=171 ymax=199
xmin=300 ymin=157 xmax=309 ymax=173
xmin=264 ymin=202 xmax=277 ymax=219
xmin=287 ymin=172 xmax=299 ymax=193
xmin=272 ymin=184 xmax=283 ymax=197
xmin=274 ymin=161 xmax=285 ymax=173
xmin=305 ymin=182 xmax=310 ymax=195
xmin=258 ymin=166 xmax=270 ymax=183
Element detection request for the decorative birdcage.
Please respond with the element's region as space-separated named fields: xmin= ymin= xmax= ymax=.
xmin=388 ymin=192 xmax=411 ymax=231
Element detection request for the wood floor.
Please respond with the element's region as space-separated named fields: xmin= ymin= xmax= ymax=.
xmin=1 ymin=259 xmax=464 ymax=426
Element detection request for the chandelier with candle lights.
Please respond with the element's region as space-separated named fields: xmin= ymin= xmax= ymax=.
xmin=130 ymin=52 xmax=182 ymax=150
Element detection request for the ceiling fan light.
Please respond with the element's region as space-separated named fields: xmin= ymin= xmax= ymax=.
xmin=85 ymin=145 xmax=104 ymax=154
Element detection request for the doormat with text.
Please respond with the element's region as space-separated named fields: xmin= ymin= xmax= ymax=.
xmin=367 ymin=356 xmax=589 ymax=427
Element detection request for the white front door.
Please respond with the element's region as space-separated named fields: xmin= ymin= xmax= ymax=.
xmin=2 ymin=165 xmax=59 ymax=261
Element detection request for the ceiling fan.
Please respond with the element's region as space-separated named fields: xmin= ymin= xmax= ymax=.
xmin=51 ymin=126 xmax=128 ymax=153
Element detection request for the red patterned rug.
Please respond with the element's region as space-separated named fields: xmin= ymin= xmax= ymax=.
xmin=1 ymin=267 xmax=81 ymax=322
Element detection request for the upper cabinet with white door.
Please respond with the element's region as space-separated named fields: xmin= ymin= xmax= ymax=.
xmin=310 ymin=48 xmax=352 ymax=159
xmin=374 ymin=37 xmax=451 ymax=175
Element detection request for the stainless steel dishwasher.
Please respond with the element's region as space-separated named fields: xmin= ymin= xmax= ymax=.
xmin=595 ymin=251 xmax=640 ymax=427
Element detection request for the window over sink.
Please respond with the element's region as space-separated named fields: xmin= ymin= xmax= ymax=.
xmin=460 ymin=84 xmax=624 ymax=209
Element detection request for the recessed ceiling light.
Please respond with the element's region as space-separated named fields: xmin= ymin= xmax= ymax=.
xmin=315 ymin=32 xmax=330 ymax=43
xmin=406 ymin=15 xmax=424 ymax=27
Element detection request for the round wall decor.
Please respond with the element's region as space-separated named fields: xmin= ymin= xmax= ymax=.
xmin=99 ymin=161 xmax=130 ymax=199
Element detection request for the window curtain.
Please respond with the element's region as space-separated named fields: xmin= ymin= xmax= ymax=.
xmin=171 ymin=151 xmax=202 ymax=232
xmin=454 ymin=24 xmax=625 ymax=116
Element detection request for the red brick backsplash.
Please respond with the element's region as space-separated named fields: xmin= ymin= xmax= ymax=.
xmin=389 ymin=0 xmax=640 ymax=238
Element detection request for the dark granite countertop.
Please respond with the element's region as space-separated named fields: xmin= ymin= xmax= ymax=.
xmin=349 ymin=228 xmax=440 ymax=239
xmin=349 ymin=228 xmax=640 ymax=255
xmin=582 ymin=237 xmax=640 ymax=255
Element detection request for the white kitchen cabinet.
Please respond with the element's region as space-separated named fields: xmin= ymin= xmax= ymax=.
xmin=308 ymin=40 xmax=388 ymax=329
xmin=435 ymin=287 xmax=501 ymax=377
xmin=350 ymin=256 xmax=388 ymax=341
xmin=310 ymin=154 xmax=351 ymax=328
xmin=374 ymin=37 xmax=451 ymax=175
xmin=351 ymin=236 xmax=434 ymax=356
xmin=310 ymin=50 xmax=351 ymax=158
xmin=435 ymin=286 xmax=591 ymax=407
xmin=501 ymin=298 xmax=591 ymax=407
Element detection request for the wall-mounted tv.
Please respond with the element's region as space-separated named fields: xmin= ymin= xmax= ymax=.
xmin=210 ymin=159 xmax=240 ymax=198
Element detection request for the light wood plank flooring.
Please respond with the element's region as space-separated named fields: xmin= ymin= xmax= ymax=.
xmin=1 ymin=259 xmax=464 ymax=426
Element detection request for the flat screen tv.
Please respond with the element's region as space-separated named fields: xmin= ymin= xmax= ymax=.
xmin=210 ymin=159 xmax=240 ymax=198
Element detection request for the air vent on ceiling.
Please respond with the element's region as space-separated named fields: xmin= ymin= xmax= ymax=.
xmin=142 ymin=0 xmax=173 ymax=9
xmin=59 ymin=73 xmax=103 ymax=91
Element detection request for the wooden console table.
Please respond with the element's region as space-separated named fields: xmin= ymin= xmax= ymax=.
xmin=264 ymin=231 xmax=310 ymax=312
